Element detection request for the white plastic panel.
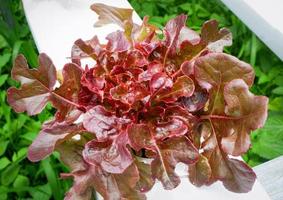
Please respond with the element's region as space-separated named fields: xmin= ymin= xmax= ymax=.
xmin=22 ymin=0 xmax=142 ymax=69
xmin=221 ymin=0 xmax=283 ymax=61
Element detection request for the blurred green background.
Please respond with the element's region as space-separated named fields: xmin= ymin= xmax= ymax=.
xmin=0 ymin=0 xmax=282 ymax=199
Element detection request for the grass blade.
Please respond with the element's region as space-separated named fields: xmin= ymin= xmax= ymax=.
xmin=41 ymin=157 xmax=62 ymax=200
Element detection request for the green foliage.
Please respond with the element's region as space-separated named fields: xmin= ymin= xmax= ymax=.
xmin=251 ymin=112 xmax=283 ymax=159
xmin=0 ymin=0 xmax=70 ymax=199
xmin=129 ymin=0 xmax=283 ymax=167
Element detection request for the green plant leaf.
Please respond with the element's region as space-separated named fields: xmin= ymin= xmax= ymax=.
xmin=272 ymin=86 xmax=283 ymax=95
xmin=29 ymin=184 xmax=52 ymax=200
xmin=12 ymin=40 xmax=23 ymax=62
xmin=0 ymin=186 xmax=8 ymax=200
xmin=179 ymin=3 xmax=191 ymax=11
xmin=273 ymin=76 xmax=283 ymax=86
xmin=250 ymin=34 xmax=257 ymax=66
xmin=13 ymin=175 xmax=30 ymax=187
xmin=0 ymin=157 xmax=11 ymax=171
xmin=0 ymin=53 xmax=11 ymax=68
xmin=1 ymin=163 xmax=20 ymax=186
xmin=0 ymin=19 xmax=16 ymax=45
xmin=268 ymin=97 xmax=283 ymax=111
xmin=13 ymin=175 xmax=30 ymax=196
xmin=20 ymin=131 xmax=37 ymax=142
xmin=12 ymin=147 xmax=27 ymax=162
xmin=0 ymin=141 xmax=9 ymax=157
xmin=0 ymin=35 xmax=7 ymax=49
xmin=41 ymin=158 xmax=62 ymax=200
xmin=0 ymin=74 xmax=8 ymax=87
xmin=251 ymin=112 xmax=283 ymax=159
xmin=19 ymin=41 xmax=38 ymax=67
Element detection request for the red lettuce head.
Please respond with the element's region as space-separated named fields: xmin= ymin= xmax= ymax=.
xmin=7 ymin=3 xmax=268 ymax=200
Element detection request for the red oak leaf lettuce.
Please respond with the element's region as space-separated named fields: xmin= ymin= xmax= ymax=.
xmin=83 ymin=132 xmax=133 ymax=173
xmin=7 ymin=3 xmax=268 ymax=200
xmin=7 ymin=53 xmax=57 ymax=115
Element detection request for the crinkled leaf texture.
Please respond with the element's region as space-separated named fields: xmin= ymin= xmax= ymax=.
xmin=28 ymin=122 xmax=83 ymax=162
xmin=7 ymin=3 xmax=268 ymax=200
xmin=151 ymin=136 xmax=199 ymax=190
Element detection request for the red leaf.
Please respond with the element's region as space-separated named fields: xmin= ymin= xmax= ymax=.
xmin=150 ymin=73 xmax=173 ymax=93
xmin=133 ymin=16 xmax=158 ymax=43
xmin=110 ymin=83 xmax=148 ymax=105
xmin=177 ymin=20 xmax=231 ymax=68
xmin=138 ymin=106 xmax=165 ymax=123
xmin=195 ymin=53 xmax=254 ymax=90
xmin=124 ymin=50 xmax=148 ymax=68
xmin=188 ymin=154 xmax=212 ymax=187
xmin=83 ymin=133 xmax=133 ymax=173
xmin=7 ymin=54 xmax=83 ymax=118
xmin=51 ymin=63 xmax=83 ymax=120
xmin=106 ymin=30 xmax=131 ymax=52
xmin=43 ymin=109 xmax=82 ymax=129
xmin=102 ymin=97 xmax=131 ymax=114
xmin=65 ymin=164 xmax=145 ymax=200
xmin=109 ymin=83 xmax=128 ymax=101
xmin=91 ymin=3 xmax=133 ymax=29
xmin=56 ymin=139 xmax=88 ymax=173
xmin=164 ymin=105 xmax=197 ymax=128
xmin=7 ymin=54 xmax=56 ymax=115
xmin=28 ymin=123 xmax=83 ymax=162
xmin=154 ymin=118 xmax=188 ymax=140
xmin=180 ymin=88 xmax=209 ymax=112
xmin=73 ymin=38 xmax=98 ymax=60
xmin=134 ymin=157 xmax=155 ymax=193
xmin=81 ymin=67 xmax=105 ymax=97
xmin=177 ymin=27 xmax=200 ymax=47
xmin=180 ymin=60 xmax=194 ymax=76
xmin=222 ymin=158 xmax=256 ymax=193
xmin=192 ymin=119 xmax=258 ymax=193
xmin=83 ymin=105 xmax=131 ymax=140
xmin=151 ymin=136 xmax=199 ymax=190
xmin=127 ymin=124 xmax=154 ymax=151
xmin=194 ymin=53 xmax=254 ymax=114
xmin=201 ymin=20 xmax=232 ymax=52
xmin=78 ymin=86 xmax=99 ymax=109
xmin=163 ymin=14 xmax=187 ymax=56
xmin=91 ymin=3 xmax=134 ymax=40
xmin=138 ymin=62 xmax=163 ymax=82
xmin=135 ymin=41 xmax=160 ymax=56
xmin=220 ymin=79 xmax=268 ymax=155
xmin=155 ymin=75 xmax=195 ymax=102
